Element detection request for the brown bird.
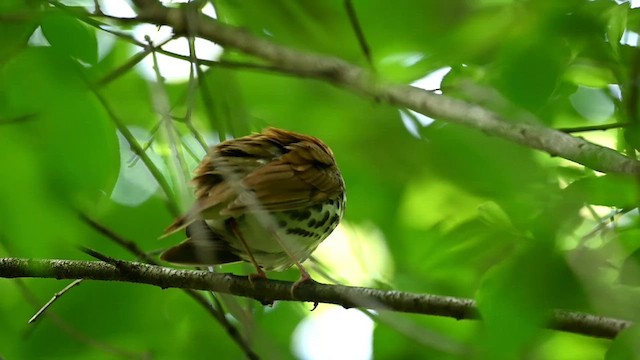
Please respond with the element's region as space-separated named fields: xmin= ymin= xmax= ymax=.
xmin=161 ymin=128 xmax=345 ymax=285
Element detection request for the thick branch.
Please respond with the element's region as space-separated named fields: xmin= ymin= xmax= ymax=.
xmin=120 ymin=4 xmax=640 ymax=176
xmin=0 ymin=257 xmax=630 ymax=340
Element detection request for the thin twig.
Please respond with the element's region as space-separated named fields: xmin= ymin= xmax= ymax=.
xmin=81 ymin=247 xmax=117 ymax=264
xmin=92 ymin=89 xmax=181 ymax=216
xmin=623 ymin=49 xmax=640 ymax=158
xmin=146 ymin=36 xmax=192 ymax=195
xmin=14 ymin=280 xmax=151 ymax=359
xmin=93 ymin=0 xmax=103 ymax=16
xmin=1 ymin=237 xmax=150 ymax=359
xmin=49 ymin=2 xmax=304 ymax=79
xmin=194 ymin=62 xmax=226 ymax=141
xmin=127 ymin=120 xmax=162 ymax=167
xmin=558 ymin=122 xmax=631 ymax=133
xmin=183 ymin=5 xmax=211 ymax=151
xmin=80 ymin=214 xmax=155 ymax=262
xmin=180 ymin=135 xmax=205 ymax=163
xmin=344 ymin=0 xmax=373 ymax=69
xmin=29 ymin=279 xmax=83 ymax=324
xmin=96 ymin=49 xmax=151 ymax=87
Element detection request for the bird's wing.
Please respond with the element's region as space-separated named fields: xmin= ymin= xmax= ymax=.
xmin=163 ymin=128 xmax=343 ymax=234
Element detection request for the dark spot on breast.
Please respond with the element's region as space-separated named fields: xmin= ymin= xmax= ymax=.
xmin=314 ymin=212 xmax=330 ymax=229
xmin=323 ymin=218 xmax=339 ymax=233
xmin=286 ymin=227 xmax=316 ymax=237
xmin=299 ymin=210 xmax=311 ymax=220
xmin=287 ymin=209 xmax=312 ymax=221
xmin=330 ymin=214 xmax=340 ymax=226
xmin=307 ymin=219 xmax=316 ymax=227
xmin=311 ymin=203 xmax=323 ymax=212
xmin=287 ymin=210 xmax=301 ymax=220
xmin=278 ymin=220 xmax=287 ymax=228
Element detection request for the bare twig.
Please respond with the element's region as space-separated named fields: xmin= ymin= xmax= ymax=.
xmin=95 ymin=49 xmax=151 ymax=87
xmin=82 ymin=215 xmax=156 ymax=261
xmin=2 ymin=235 xmax=149 ymax=359
xmin=344 ymin=0 xmax=373 ymax=68
xmin=14 ymin=280 xmax=151 ymax=359
xmin=0 ymin=257 xmax=631 ymax=340
xmin=80 ymin=247 xmax=124 ymax=266
xmin=145 ymin=36 xmax=192 ymax=201
xmin=127 ymin=120 xmax=162 ymax=167
xmin=92 ymin=0 xmax=103 ymax=16
xmin=558 ymin=122 xmax=631 ymax=133
xmin=184 ymin=38 xmax=211 ymax=151
xmin=91 ymin=90 xmax=181 ymax=216
xmin=28 ymin=279 xmax=84 ymax=324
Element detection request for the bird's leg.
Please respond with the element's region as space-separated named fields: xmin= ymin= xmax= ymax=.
xmin=268 ymin=229 xmax=315 ymax=297
xmin=229 ymin=218 xmax=266 ymax=281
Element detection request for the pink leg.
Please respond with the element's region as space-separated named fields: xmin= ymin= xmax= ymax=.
xmin=229 ymin=219 xmax=266 ymax=280
xmin=268 ymin=230 xmax=316 ymax=297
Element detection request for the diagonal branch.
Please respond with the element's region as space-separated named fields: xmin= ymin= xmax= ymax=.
xmin=116 ymin=2 xmax=640 ymax=177
xmin=0 ymin=257 xmax=631 ymax=340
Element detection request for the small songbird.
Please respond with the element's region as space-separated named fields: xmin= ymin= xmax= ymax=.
xmin=161 ymin=128 xmax=345 ymax=285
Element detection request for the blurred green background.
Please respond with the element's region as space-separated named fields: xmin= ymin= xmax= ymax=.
xmin=2 ymin=0 xmax=640 ymax=359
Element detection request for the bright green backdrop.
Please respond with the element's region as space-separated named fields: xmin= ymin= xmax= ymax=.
xmin=2 ymin=0 xmax=640 ymax=359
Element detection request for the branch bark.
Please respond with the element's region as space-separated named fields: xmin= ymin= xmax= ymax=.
xmin=0 ymin=257 xmax=631 ymax=340
xmin=118 ymin=2 xmax=640 ymax=176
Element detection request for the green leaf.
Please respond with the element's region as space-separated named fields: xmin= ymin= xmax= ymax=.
xmin=493 ymin=37 xmax=567 ymax=113
xmin=607 ymin=2 xmax=629 ymax=55
xmin=41 ymin=8 xmax=98 ymax=64
xmin=565 ymin=63 xmax=616 ymax=88
xmin=0 ymin=0 xmax=39 ymax=64
xmin=606 ymin=325 xmax=640 ymax=360
xmin=477 ymin=245 xmax=584 ymax=360
xmin=0 ymin=130 xmax=79 ymax=256
xmin=619 ymin=246 xmax=640 ymax=286
xmin=0 ymin=47 xmax=119 ymax=212
xmin=565 ymin=174 xmax=638 ymax=208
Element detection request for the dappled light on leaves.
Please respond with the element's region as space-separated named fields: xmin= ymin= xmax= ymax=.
xmin=2 ymin=0 xmax=640 ymax=359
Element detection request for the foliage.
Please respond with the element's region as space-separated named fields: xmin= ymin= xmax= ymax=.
xmin=1 ymin=0 xmax=640 ymax=359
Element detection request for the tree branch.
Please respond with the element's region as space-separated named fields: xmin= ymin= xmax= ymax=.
xmin=114 ymin=3 xmax=640 ymax=177
xmin=0 ymin=257 xmax=631 ymax=340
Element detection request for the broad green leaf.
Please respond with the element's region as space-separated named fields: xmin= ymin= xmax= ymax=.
xmin=41 ymin=7 xmax=98 ymax=65
xmin=0 ymin=130 xmax=79 ymax=256
xmin=1 ymin=47 xmax=119 ymax=214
